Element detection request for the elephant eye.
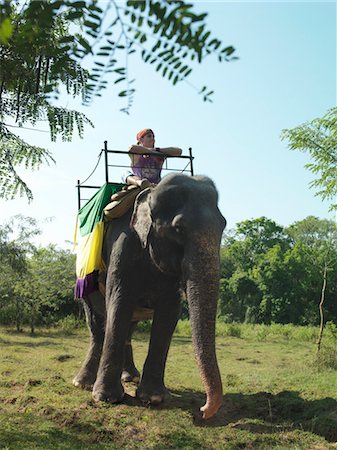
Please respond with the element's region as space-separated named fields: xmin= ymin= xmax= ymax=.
xmin=174 ymin=224 xmax=185 ymax=234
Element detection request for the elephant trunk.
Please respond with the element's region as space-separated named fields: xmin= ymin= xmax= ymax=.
xmin=184 ymin=238 xmax=223 ymax=419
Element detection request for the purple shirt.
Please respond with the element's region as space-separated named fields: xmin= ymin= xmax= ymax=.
xmin=131 ymin=154 xmax=165 ymax=184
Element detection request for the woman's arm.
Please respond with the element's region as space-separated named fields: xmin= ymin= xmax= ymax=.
xmin=128 ymin=145 xmax=159 ymax=155
xmin=156 ymin=147 xmax=182 ymax=156
xmin=128 ymin=145 xmax=182 ymax=157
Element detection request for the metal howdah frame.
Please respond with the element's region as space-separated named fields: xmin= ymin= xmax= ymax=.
xmin=76 ymin=140 xmax=194 ymax=210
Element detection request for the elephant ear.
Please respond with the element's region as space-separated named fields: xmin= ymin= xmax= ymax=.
xmin=130 ymin=187 xmax=152 ymax=248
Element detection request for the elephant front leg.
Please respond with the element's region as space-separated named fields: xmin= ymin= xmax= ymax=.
xmin=92 ymin=292 xmax=136 ymax=403
xmin=137 ymin=291 xmax=180 ymax=405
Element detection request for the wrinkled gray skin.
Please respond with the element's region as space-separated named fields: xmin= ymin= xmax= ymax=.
xmin=73 ymin=173 xmax=226 ymax=419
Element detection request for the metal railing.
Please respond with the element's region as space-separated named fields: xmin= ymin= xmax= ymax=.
xmin=76 ymin=140 xmax=194 ymax=210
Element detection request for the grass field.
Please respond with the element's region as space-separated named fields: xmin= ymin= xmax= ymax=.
xmin=0 ymin=323 xmax=336 ymax=449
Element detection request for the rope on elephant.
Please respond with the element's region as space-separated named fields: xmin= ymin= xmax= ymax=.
xmin=79 ymin=150 xmax=103 ymax=185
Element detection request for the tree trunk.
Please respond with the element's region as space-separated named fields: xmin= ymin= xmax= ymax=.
xmin=15 ymin=297 xmax=22 ymax=332
xmin=316 ymin=263 xmax=327 ymax=354
xmin=30 ymin=302 xmax=35 ymax=335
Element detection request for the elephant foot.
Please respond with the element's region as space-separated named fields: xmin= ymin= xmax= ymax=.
xmin=92 ymin=382 xmax=124 ymax=404
xmin=137 ymin=382 xmax=171 ymax=405
xmin=121 ymin=368 xmax=140 ymax=383
xmin=72 ymin=372 xmax=96 ymax=390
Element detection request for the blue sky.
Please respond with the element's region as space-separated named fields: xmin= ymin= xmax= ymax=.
xmin=1 ymin=1 xmax=336 ymax=248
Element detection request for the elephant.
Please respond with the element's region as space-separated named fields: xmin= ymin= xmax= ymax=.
xmin=73 ymin=173 xmax=226 ymax=419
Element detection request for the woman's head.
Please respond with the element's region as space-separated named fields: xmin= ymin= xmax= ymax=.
xmin=137 ymin=128 xmax=155 ymax=148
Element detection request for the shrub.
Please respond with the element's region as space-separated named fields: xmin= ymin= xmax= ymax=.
xmin=57 ymin=315 xmax=84 ymax=334
xmin=227 ymin=323 xmax=242 ymax=338
xmin=136 ymin=320 xmax=153 ymax=333
xmin=175 ymin=320 xmax=192 ymax=337
xmin=314 ymin=346 xmax=337 ymax=370
xmin=313 ymin=321 xmax=337 ymax=370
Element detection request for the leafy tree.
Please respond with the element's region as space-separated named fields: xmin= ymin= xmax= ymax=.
xmin=219 ymin=216 xmax=337 ymax=326
xmin=220 ymin=217 xmax=288 ymax=323
xmin=0 ymin=216 xmax=77 ymax=331
xmin=1 ymin=0 xmax=237 ymax=200
xmin=281 ymin=107 xmax=337 ymax=211
xmin=14 ymin=245 xmax=76 ymax=333
xmin=1 ymin=1 xmax=93 ymax=200
xmin=253 ymin=243 xmax=312 ymax=324
xmin=222 ymin=217 xmax=289 ymax=270
xmin=0 ymin=216 xmax=38 ymax=330
xmin=286 ymin=216 xmax=337 ymax=346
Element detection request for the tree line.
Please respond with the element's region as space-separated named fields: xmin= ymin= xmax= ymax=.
xmin=219 ymin=216 xmax=337 ymax=326
xmin=0 ymin=216 xmax=78 ymax=332
xmin=1 ymin=214 xmax=336 ymax=331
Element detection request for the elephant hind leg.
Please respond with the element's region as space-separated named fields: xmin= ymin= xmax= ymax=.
xmin=73 ymin=293 xmax=105 ymax=389
xmin=121 ymin=321 xmax=140 ymax=383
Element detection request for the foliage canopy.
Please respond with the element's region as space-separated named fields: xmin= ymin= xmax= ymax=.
xmin=281 ymin=107 xmax=337 ymax=211
xmin=0 ymin=216 xmax=76 ymax=331
xmin=220 ymin=216 xmax=337 ymax=326
xmin=0 ymin=0 xmax=237 ymax=200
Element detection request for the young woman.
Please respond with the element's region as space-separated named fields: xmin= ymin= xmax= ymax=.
xmin=125 ymin=128 xmax=182 ymax=187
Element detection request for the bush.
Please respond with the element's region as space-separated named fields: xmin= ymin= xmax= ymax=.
xmin=255 ymin=324 xmax=270 ymax=341
xmin=314 ymin=347 xmax=337 ymax=370
xmin=226 ymin=323 xmax=242 ymax=338
xmin=57 ymin=315 xmax=85 ymax=334
xmin=136 ymin=320 xmax=153 ymax=333
xmin=175 ymin=320 xmax=192 ymax=336
xmin=314 ymin=321 xmax=337 ymax=370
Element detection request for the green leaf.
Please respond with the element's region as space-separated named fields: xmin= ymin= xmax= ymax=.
xmin=202 ymin=31 xmax=211 ymax=42
xmin=222 ymin=46 xmax=235 ymax=55
xmin=59 ymin=36 xmax=75 ymax=43
xmin=88 ymin=13 xmax=101 ymax=21
xmin=66 ymin=11 xmax=84 ymax=20
xmin=70 ymin=1 xmax=86 ymax=8
xmin=114 ymin=67 xmax=126 ymax=75
xmin=77 ymin=36 xmax=92 ymax=54
xmin=84 ymin=20 xmax=99 ymax=30
xmin=0 ymin=18 xmax=13 ymax=44
xmin=152 ymin=40 xmax=161 ymax=52
xmin=88 ymin=4 xmax=103 ymax=13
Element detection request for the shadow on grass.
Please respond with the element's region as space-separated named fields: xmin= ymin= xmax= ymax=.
xmin=134 ymin=333 xmax=192 ymax=345
xmin=166 ymin=388 xmax=337 ymax=442
xmin=0 ymin=328 xmax=87 ymax=347
xmin=0 ymin=339 xmax=61 ymax=348
xmin=0 ymin=417 xmax=111 ymax=449
xmin=93 ymin=386 xmax=337 ymax=442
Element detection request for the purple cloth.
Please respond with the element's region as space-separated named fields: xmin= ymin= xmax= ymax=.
xmin=131 ymin=154 xmax=165 ymax=184
xmin=75 ymin=271 xmax=99 ymax=299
